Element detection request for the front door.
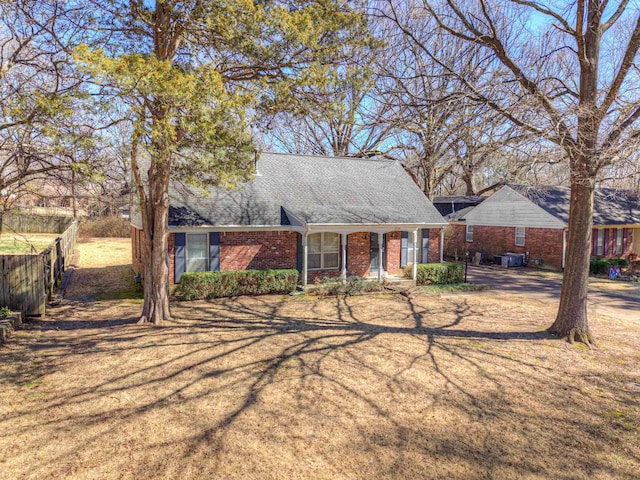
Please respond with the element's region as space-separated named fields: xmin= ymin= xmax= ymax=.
xmin=370 ymin=233 xmax=386 ymax=275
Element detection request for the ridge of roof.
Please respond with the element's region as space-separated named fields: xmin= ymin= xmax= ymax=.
xmin=259 ymin=151 xmax=396 ymax=163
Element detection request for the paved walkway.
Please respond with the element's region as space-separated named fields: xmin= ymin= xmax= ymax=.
xmin=466 ymin=265 xmax=640 ymax=322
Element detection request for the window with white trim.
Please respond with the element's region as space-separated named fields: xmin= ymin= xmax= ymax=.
xmin=596 ymin=229 xmax=604 ymax=256
xmin=308 ymin=232 xmax=339 ymax=270
xmin=465 ymin=225 xmax=474 ymax=242
xmin=616 ymin=228 xmax=623 ymax=255
xmin=186 ymin=233 xmax=208 ymax=272
xmin=515 ymin=227 xmax=525 ymax=246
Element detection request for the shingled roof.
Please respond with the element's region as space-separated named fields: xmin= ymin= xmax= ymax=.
xmin=511 ymin=185 xmax=640 ymax=226
xmin=167 ymin=152 xmax=447 ymax=227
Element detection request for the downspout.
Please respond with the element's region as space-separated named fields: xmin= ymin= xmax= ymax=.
xmin=440 ymin=228 xmax=445 ymax=263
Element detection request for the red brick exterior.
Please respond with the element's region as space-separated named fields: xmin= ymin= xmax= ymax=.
xmin=135 ymin=228 xmax=444 ymax=284
xmin=346 ymin=232 xmax=370 ymax=277
xmin=220 ymin=231 xmax=298 ymax=271
xmin=445 ymin=223 xmax=565 ymax=270
xmin=386 ymin=231 xmax=402 ymax=275
xmin=428 ymin=228 xmax=442 ymax=264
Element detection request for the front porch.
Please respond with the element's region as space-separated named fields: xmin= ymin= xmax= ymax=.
xmin=296 ymin=226 xmax=445 ymax=288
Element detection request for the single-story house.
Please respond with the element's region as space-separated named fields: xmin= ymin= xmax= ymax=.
xmin=130 ymin=152 xmax=448 ymax=285
xmin=444 ymin=185 xmax=640 ymax=269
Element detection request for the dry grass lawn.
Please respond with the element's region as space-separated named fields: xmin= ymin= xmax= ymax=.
xmin=0 ymin=238 xmax=638 ymax=479
xmin=0 ymin=233 xmax=59 ymax=254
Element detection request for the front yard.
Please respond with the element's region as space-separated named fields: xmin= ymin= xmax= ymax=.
xmin=0 ymin=239 xmax=638 ymax=479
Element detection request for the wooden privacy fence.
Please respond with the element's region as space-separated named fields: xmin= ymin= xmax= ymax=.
xmin=0 ymin=219 xmax=78 ymax=317
xmin=3 ymin=214 xmax=74 ymax=234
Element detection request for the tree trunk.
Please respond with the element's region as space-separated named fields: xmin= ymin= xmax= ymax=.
xmin=548 ymin=178 xmax=595 ymax=345
xmin=138 ymin=154 xmax=172 ymax=325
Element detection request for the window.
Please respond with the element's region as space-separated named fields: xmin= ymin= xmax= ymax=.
xmin=616 ymin=228 xmax=623 ymax=255
xmin=596 ymin=229 xmax=604 ymax=256
xmin=308 ymin=232 xmax=339 ymax=270
xmin=515 ymin=227 xmax=525 ymax=247
xmin=465 ymin=225 xmax=474 ymax=242
xmin=187 ymin=233 xmax=208 ymax=272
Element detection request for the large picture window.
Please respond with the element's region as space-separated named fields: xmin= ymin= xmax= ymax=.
xmin=515 ymin=227 xmax=525 ymax=247
xmin=187 ymin=233 xmax=208 ymax=272
xmin=308 ymin=232 xmax=339 ymax=270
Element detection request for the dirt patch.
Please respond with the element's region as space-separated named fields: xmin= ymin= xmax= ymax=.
xmin=0 ymin=239 xmax=638 ymax=479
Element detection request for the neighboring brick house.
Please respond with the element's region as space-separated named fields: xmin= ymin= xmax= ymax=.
xmin=442 ymin=185 xmax=640 ymax=270
xmin=130 ymin=152 xmax=448 ymax=285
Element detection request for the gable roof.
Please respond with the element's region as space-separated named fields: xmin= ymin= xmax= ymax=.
xmin=463 ymin=185 xmax=566 ymax=228
xmin=511 ymin=185 xmax=640 ymax=226
xmin=167 ymin=152 xmax=447 ymax=228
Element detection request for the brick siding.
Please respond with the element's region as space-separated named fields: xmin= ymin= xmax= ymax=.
xmin=445 ymin=224 xmax=564 ymax=270
xmin=155 ymin=229 xmax=443 ymax=284
xmin=428 ymin=228 xmax=442 ymax=264
xmin=220 ymin=231 xmax=298 ymax=271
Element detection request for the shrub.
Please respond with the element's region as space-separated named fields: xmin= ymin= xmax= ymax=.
xmin=403 ymin=262 xmax=464 ymax=285
xmin=79 ymin=215 xmax=130 ymax=238
xmin=590 ymin=258 xmax=629 ymax=275
xmin=0 ymin=306 xmax=11 ymax=318
xmin=175 ymin=269 xmax=299 ymax=300
xmin=306 ymin=275 xmax=385 ymax=296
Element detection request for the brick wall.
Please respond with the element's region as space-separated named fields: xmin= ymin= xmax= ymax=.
xmin=428 ymin=228 xmax=442 ymax=264
xmin=386 ymin=231 xmax=402 ymax=275
xmin=346 ymin=232 xmax=370 ymax=277
xmin=445 ymin=224 xmax=564 ymax=270
xmin=220 ymin=231 xmax=298 ymax=271
xmin=166 ymin=228 xmax=445 ymax=284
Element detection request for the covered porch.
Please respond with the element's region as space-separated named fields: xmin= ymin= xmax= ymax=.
xmin=292 ymin=224 xmax=446 ymax=287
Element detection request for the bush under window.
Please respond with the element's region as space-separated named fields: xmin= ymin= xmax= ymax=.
xmin=403 ymin=262 xmax=464 ymax=285
xmin=175 ymin=269 xmax=299 ymax=300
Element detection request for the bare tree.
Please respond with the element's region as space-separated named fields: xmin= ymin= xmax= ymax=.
xmin=373 ymin=4 xmax=527 ymax=198
xmin=386 ymin=0 xmax=640 ymax=345
xmin=0 ymin=0 xmax=93 ymax=230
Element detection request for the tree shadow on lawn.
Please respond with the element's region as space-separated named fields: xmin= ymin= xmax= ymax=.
xmin=0 ymin=294 xmax=638 ymax=479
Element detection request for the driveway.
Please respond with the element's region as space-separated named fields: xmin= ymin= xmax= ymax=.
xmin=466 ymin=264 xmax=640 ymax=322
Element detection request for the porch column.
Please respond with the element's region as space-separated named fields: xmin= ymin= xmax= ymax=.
xmin=302 ymin=232 xmax=308 ymax=287
xmin=412 ymin=229 xmax=418 ymax=281
xmin=341 ymin=233 xmax=347 ymax=281
xmin=378 ymin=232 xmax=383 ymax=282
xmin=440 ymin=228 xmax=445 ymax=262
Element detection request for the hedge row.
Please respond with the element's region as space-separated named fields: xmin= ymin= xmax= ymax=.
xmin=175 ymin=269 xmax=299 ymax=300
xmin=590 ymin=258 xmax=628 ymax=275
xmin=403 ymin=262 xmax=464 ymax=285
